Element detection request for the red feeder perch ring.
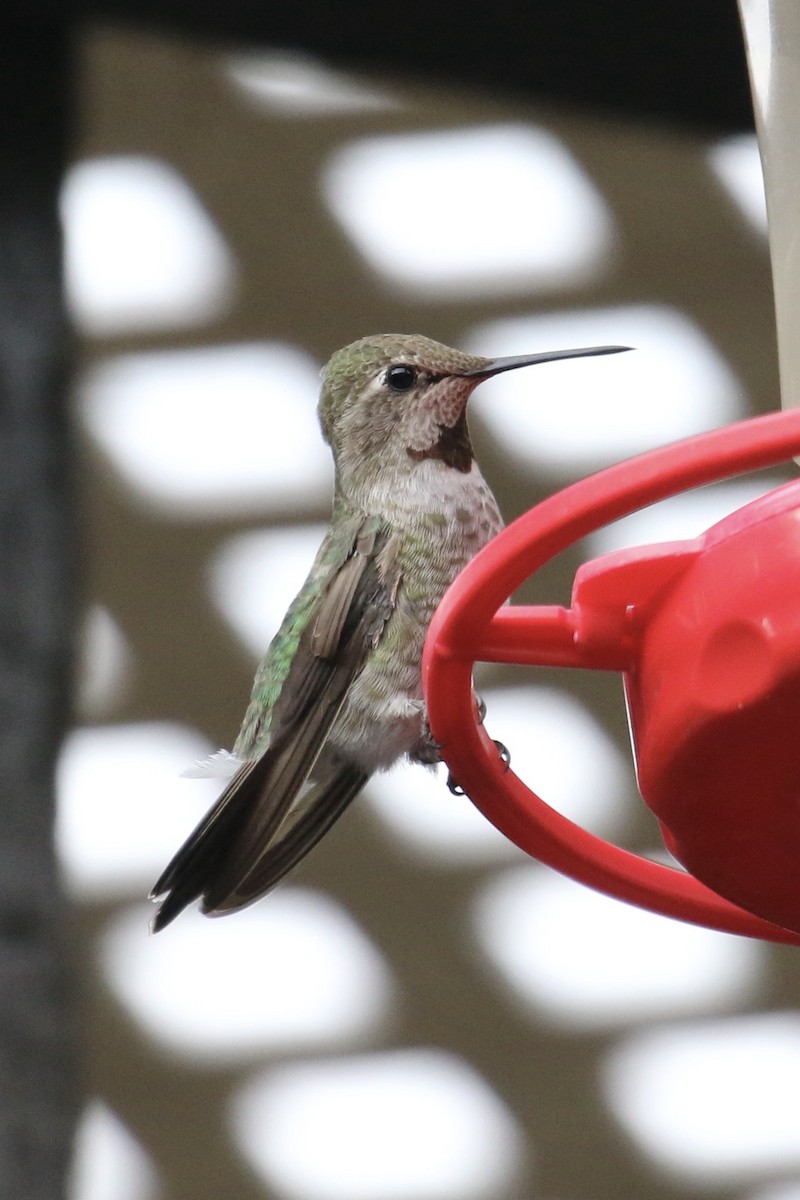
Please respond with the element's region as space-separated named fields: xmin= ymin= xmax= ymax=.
xmin=423 ymin=408 xmax=800 ymax=945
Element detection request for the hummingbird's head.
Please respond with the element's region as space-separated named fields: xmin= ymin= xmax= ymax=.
xmin=319 ymin=333 xmax=630 ymax=489
xmin=319 ymin=333 xmax=490 ymax=476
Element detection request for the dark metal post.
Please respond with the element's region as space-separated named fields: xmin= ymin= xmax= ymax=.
xmin=0 ymin=16 xmax=77 ymax=1198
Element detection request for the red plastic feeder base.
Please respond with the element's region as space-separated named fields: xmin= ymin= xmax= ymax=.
xmin=423 ymin=408 xmax=800 ymax=945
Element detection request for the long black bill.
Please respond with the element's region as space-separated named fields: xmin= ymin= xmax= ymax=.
xmin=464 ymin=344 xmax=632 ymax=379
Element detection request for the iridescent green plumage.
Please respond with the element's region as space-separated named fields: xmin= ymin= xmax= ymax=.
xmin=233 ymin=507 xmax=368 ymax=760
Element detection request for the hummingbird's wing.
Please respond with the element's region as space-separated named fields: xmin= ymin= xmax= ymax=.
xmin=202 ymin=762 xmax=368 ymax=915
xmin=150 ymin=517 xmax=401 ymax=930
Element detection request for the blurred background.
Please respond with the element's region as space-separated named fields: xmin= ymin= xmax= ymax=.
xmin=16 ymin=5 xmax=800 ymax=1199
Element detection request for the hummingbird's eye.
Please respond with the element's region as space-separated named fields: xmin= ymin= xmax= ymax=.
xmin=385 ymin=363 xmax=417 ymax=392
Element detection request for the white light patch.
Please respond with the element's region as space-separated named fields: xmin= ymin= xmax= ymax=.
xmin=366 ymin=760 xmax=521 ymax=864
xmin=101 ymin=894 xmax=392 ymax=1061
xmin=62 ymin=156 xmax=235 ymax=335
xmin=467 ymin=306 xmax=744 ymax=472
xmin=369 ymin=685 xmax=628 ymax=860
xmin=77 ymin=344 xmax=332 ymax=516
xmin=74 ymin=606 xmax=133 ymax=718
xmin=480 ymin=686 xmax=629 ymax=834
xmin=225 ymin=50 xmax=398 ymax=114
xmin=748 ymin=1180 xmax=800 ymax=1200
xmin=474 ymin=868 xmax=761 ymax=1028
xmin=56 ymin=723 xmax=222 ymax=897
xmin=747 ymin=1184 xmax=800 ymax=1200
xmin=709 ymin=133 xmax=767 ymax=233
xmin=323 ymin=124 xmax=614 ymax=297
xmin=589 ymin=477 xmax=786 ymax=556
xmin=69 ymin=1101 xmax=159 ymax=1200
xmin=603 ymin=1014 xmax=800 ymax=1183
xmin=209 ymin=524 xmax=327 ymax=657
xmin=229 ymin=1049 xmax=525 ymax=1200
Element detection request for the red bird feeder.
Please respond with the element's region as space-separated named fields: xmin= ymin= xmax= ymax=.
xmin=423 ymin=408 xmax=800 ymax=945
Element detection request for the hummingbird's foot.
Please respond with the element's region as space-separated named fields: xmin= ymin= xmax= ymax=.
xmin=446 ymin=739 xmax=511 ymax=796
xmin=414 ymin=717 xmax=443 ymax=766
xmin=420 ymin=698 xmax=485 ymax=769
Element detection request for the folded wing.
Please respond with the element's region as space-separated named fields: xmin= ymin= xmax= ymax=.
xmin=150 ymin=516 xmax=401 ymax=930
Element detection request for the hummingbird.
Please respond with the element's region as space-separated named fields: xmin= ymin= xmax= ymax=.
xmin=150 ymin=333 xmax=629 ymax=930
